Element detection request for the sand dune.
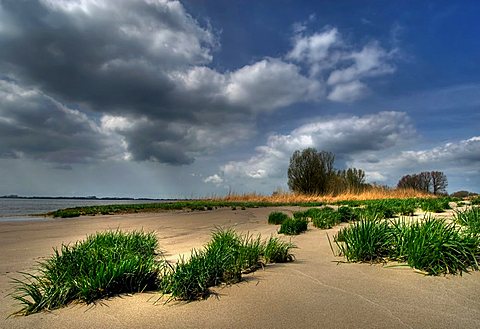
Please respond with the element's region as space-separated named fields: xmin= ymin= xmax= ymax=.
xmin=1 ymin=207 xmax=479 ymax=328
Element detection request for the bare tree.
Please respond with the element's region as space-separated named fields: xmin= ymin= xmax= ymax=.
xmin=397 ymin=171 xmax=448 ymax=194
xmin=430 ymin=171 xmax=448 ymax=195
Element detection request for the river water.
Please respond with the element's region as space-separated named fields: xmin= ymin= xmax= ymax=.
xmin=0 ymin=198 xmax=165 ymax=222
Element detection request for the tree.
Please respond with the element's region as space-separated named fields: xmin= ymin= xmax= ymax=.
xmin=287 ymin=148 xmax=335 ymax=195
xmin=397 ymin=171 xmax=448 ymax=194
xmin=430 ymin=171 xmax=448 ymax=195
xmin=336 ymin=168 xmax=366 ymax=193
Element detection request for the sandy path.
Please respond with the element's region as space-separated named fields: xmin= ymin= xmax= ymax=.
xmin=1 ymin=207 xmax=479 ymax=328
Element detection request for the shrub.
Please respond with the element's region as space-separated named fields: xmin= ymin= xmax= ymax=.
xmin=11 ymin=230 xmax=162 ymax=315
xmin=268 ymin=211 xmax=290 ymax=225
xmin=278 ymin=218 xmax=308 ymax=235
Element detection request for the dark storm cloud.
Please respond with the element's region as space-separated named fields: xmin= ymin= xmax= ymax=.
xmin=0 ymin=0 xmax=396 ymax=165
xmin=0 ymin=0 xmax=215 ymax=118
xmin=0 ymin=79 xmax=119 ymax=163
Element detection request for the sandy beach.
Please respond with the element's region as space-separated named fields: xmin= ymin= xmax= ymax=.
xmin=1 ymin=207 xmax=479 ymax=329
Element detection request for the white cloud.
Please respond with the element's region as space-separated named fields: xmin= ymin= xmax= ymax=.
xmin=327 ymin=80 xmax=367 ymax=102
xmin=286 ymin=28 xmax=340 ymax=64
xmin=204 ymin=174 xmax=223 ymax=185
xmin=225 ymin=58 xmax=323 ymax=111
xmin=219 ymin=111 xmax=415 ymax=183
xmin=327 ymin=42 xmax=395 ymax=85
xmin=347 ymin=136 xmax=480 ymax=188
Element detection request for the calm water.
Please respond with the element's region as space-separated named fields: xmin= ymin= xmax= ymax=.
xmin=0 ymin=198 xmax=165 ymax=222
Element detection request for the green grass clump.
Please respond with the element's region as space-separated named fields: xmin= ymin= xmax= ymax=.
xmin=335 ymin=218 xmax=393 ymax=262
xmin=455 ymin=207 xmax=480 ymax=236
xmin=160 ymin=228 xmax=295 ymax=301
xmin=268 ymin=211 xmax=290 ymax=225
xmin=420 ymin=198 xmax=451 ymax=213
xmin=278 ymin=218 xmax=308 ymax=235
xmin=334 ymin=216 xmax=480 ymax=275
xmin=263 ymin=237 xmax=296 ymax=263
xmin=392 ymin=218 xmax=479 ymax=275
xmin=11 ymin=230 xmax=162 ymax=315
xmin=364 ymin=202 xmax=396 ymax=219
xmin=337 ymin=206 xmax=360 ymax=222
xmin=309 ymin=208 xmax=342 ymax=229
xmin=471 ymin=197 xmax=480 ymax=205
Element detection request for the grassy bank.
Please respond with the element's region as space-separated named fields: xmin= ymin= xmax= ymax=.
xmin=48 ymin=194 xmax=458 ymax=218
xmin=48 ymin=200 xmax=325 ymax=218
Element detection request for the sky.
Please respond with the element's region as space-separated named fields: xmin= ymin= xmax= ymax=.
xmin=0 ymin=0 xmax=479 ymax=198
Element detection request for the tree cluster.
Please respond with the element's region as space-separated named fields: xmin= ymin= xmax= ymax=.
xmin=287 ymin=148 xmax=367 ymax=195
xmin=397 ymin=171 xmax=448 ymax=195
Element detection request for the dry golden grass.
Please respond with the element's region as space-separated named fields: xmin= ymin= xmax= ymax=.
xmin=212 ymin=187 xmax=433 ymax=203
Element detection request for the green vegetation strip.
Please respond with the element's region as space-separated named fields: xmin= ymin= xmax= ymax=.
xmin=11 ymin=229 xmax=295 ymax=315
xmin=48 ymin=200 xmax=325 ymax=218
xmin=333 ymin=217 xmax=480 ymax=275
xmin=48 ymin=197 xmax=458 ymax=218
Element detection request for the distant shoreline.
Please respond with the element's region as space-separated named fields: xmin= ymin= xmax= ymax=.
xmin=0 ymin=195 xmax=183 ymax=201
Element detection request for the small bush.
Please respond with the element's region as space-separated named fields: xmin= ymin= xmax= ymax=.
xmin=278 ymin=218 xmax=308 ymax=235
xmin=160 ymin=250 xmax=212 ymax=300
xmin=268 ymin=211 xmax=290 ymax=225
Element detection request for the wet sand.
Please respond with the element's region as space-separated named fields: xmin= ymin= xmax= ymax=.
xmin=1 ymin=207 xmax=479 ymax=328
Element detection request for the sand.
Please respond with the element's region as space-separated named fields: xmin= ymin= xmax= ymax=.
xmin=1 ymin=207 xmax=479 ymax=329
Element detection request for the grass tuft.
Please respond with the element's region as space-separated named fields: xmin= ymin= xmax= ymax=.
xmin=334 ymin=216 xmax=480 ymax=275
xmin=263 ymin=237 xmax=296 ymax=263
xmin=160 ymin=228 xmax=295 ymax=301
xmin=11 ymin=230 xmax=162 ymax=315
xmin=278 ymin=218 xmax=308 ymax=235
xmin=267 ymin=211 xmax=290 ymax=225
xmin=335 ymin=218 xmax=393 ymax=262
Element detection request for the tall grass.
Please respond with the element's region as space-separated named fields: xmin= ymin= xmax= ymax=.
xmin=455 ymin=207 xmax=480 ymax=236
xmin=160 ymin=228 xmax=295 ymax=301
xmin=335 ymin=218 xmax=393 ymax=262
xmin=334 ymin=216 xmax=480 ymax=275
xmin=278 ymin=218 xmax=308 ymax=235
xmin=12 ymin=228 xmax=296 ymax=313
xmin=218 ymin=187 xmax=432 ymax=204
xmin=11 ymin=230 xmax=162 ymax=315
xmin=391 ymin=218 xmax=479 ymax=275
xmin=268 ymin=211 xmax=289 ymax=225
